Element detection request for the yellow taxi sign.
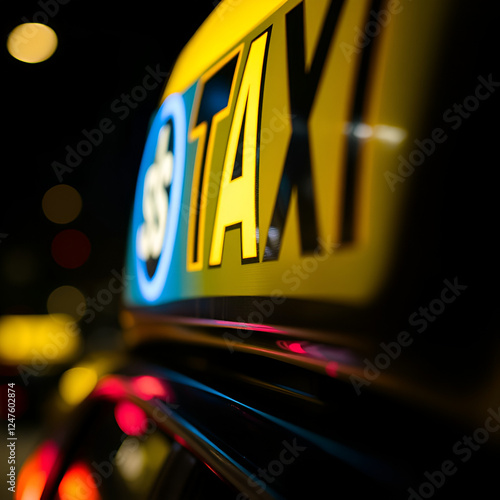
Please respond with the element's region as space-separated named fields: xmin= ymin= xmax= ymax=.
xmin=125 ymin=0 xmax=451 ymax=309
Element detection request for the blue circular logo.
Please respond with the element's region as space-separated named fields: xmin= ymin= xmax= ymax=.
xmin=133 ymin=93 xmax=186 ymax=302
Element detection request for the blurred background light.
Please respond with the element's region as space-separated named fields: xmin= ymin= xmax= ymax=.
xmin=59 ymin=366 xmax=98 ymax=406
xmin=47 ymin=285 xmax=85 ymax=320
xmin=7 ymin=23 xmax=58 ymax=64
xmin=42 ymin=185 xmax=82 ymax=224
xmin=58 ymin=353 xmax=125 ymax=407
xmin=114 ymin=400 xmax=148 ymax=436
xmin=372 ymin=124 xmax=407 ymax=144
xmin=116 ymin=433 xmax=171 ymax=489
xmin=344 ymin=122 xmax=407 ymax=145
xmin=93 ymin=377 xmax=127 ymax=399
xmin=15 ymin=440 xmax=58 ymax=500
xmin=51 ymin=229 xmax=91 ymax=269
xmin=0 ymin=314 xmax=81 ymax=365
xmin=1 ymin=246 xmax=38 ymax=286
xmin=131 ymin=376 xmax=169 ymax=401
xmin=58 ymin=462 xmax=101 ymax=500
xmin=116 ymin=437 xmax=146 ymax=482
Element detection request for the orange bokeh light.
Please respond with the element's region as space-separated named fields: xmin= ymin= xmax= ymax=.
xmin=16 ymin=441 xmax=58 ymax=500
xmin=58 ymin=462 xmax=101 ymax=500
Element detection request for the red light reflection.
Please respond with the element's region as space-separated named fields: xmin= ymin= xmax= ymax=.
xmin=276 ymin=340 xmax=353 ymax=376
xmin=288 ymin=342 xmax=307 ymax=354
xmin=174 ymin=434 xmax=188 ymax=448
xmin=277 ymin=340 xmax=309 ymax=354
xmin=214 ymin=319 xmax=286 ymax=334
xmin=325 ymin=361 xmax=339 ymax=377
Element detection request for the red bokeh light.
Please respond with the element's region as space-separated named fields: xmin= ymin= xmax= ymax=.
xmin=132 ymin=376 xmax=170 ymax=401
xmin=51 ymin=229 xmax=91 ymax=269
xmin=114 ymin=400 xmax=148 ymax=436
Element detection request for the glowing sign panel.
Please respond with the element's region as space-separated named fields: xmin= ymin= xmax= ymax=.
xmin=125 ymin=0 xmax=411 ymax=308
xmin=132 ymin=93 xmax=186 ymax=302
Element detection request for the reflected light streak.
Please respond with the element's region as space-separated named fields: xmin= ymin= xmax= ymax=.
xmin=215 ymin=319 xmax=286 ymax=334
xmin=288 ymin=342 xmax=307 ymax=354
xmin=159 ymin=368 xmax=397 ymax=482
xmin=277 ymin=340 xmax=357 ymax=364
xmin=174 ymin=434 xmax=188 ymax=448
xmin=345 ymin=122 xmax=407 ymax=144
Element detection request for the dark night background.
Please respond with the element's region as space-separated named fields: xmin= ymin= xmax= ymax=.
xmin=1 ymin=2 xmax=500 ymax=497
xmin=0 ymin=0 xmax=217 ymax=324
xmin=0 ymin=0 xmax=219 ymax=473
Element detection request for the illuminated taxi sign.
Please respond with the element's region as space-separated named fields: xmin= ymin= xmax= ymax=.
xmin=132 ymin=93 xmax=186 ymax=302
xmin=208 ymin=32 xmax=269 ymax=267
xmin=125 ymin=0 xmax=425 ymax=308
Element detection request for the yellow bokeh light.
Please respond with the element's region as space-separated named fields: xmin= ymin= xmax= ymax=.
xmin=7 ymin=23 xmax=58 ymax=64
xmin=47 ymin=285 xmax=86 ymax=320
xmin=42 ymin=185 xmax=82 ymax=224
xmin=0 ymin=314 xmax=80 ymax=365
xmin=58 ymin=352 xmax=125 ymax=406
xmin=59 ymin=366 xmax=99 ymax=406
xmin=116 ymin=438 xmax=146 ymax=482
